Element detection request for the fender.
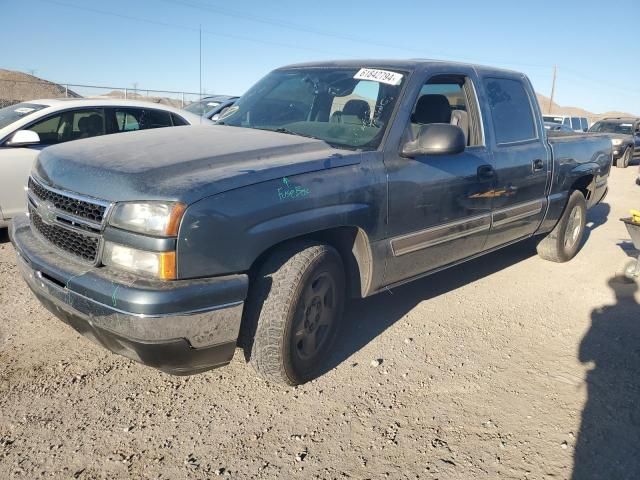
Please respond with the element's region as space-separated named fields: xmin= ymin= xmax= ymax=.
xmin=176 ymin=163 xmax=385 ymax=279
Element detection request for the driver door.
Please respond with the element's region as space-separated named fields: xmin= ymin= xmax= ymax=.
xmin=383 ymin=69 xmax=495 ymax=286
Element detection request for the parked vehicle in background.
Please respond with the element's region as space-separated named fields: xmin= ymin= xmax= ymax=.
xmin=0 ymin=99 xmax=207 ymax=228
xmin=205 ymin=98 xmax=239 ymax=122
xmin=588 ymin=117 xmax=640 ymax=168
xmin=544 ymin=121 xmax=574 ymax=133
xmin=11 ymin=60 xmax=611 ymax=386
xmin=543 ymin=114 xmax=589 ymax=132
xmin=184 ymin=95 xmax=239 ymax=117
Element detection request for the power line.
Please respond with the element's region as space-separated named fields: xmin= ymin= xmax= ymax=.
xmin=161 ymin=0 xmax=554 ymax=70
xmin=39 ymin=0 xmax=339 ymax=56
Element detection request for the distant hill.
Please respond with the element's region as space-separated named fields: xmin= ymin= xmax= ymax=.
xmin=96 ymin=90 xmax=183 ymax=108
xmin=536 ymin=93 xmax=636 ymax=122
xmin=0 ymin=69 xmax=79 ymax=106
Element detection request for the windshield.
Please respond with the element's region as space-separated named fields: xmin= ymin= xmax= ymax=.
xmin=217 ymin=67 xmax=406 ymax=150
xmin=589 ymin=121 xmax=633 ymax=135
xmin=184 ymin=100 xmax=221 ymax=115
xmin=0 ymin=102 xmax=47 ymax=129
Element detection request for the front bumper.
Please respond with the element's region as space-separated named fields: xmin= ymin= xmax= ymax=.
xmin=612 ymin=143 xmax=633 ymax=160
xmin=10 ymin=215 xmax=248 ymax=375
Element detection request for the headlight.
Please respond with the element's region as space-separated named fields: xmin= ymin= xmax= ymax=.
xmin=108 ymin=202 xmax=186 ymax=236
xmin=611 ymin=138 xmax=623 ymax=146
xmin=103 ymin=241 xmax=176 ymax=280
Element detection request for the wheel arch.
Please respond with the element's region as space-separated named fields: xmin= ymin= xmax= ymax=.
xmin=249 ymin=225 xmax=374 ymax=299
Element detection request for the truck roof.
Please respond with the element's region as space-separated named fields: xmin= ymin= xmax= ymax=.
xmin=278 ymin=59 xmax=524 ymax=77
xmin=600 ymin=116 xmax=640 ymax=122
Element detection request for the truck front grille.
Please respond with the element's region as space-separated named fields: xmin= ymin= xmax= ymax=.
xmin=27 ymin=176 xmax=110 ymax=265
xmin=29 ymin=206 xmax=100 ymax=262
xmin=28 ymin=177 xmax=107 ymax=223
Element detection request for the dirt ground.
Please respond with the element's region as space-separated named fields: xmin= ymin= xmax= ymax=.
xmin=1 ymin=167 xmax=639 ymax=480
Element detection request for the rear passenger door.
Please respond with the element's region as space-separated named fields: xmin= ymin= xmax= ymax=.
xmin=480 ymin=76 xmax=550 ymax=250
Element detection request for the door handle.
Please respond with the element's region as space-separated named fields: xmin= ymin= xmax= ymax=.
xmin=532 ymin=159 xmax=545 ymax=172
xmin=477 ymin=165 xmax=495 ymax=180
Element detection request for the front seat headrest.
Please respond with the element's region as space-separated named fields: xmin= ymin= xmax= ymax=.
xmin=86 ymin=114 xmax=103 ymax=135
xmin=412 ymin=94 xmax=451 ymax=124
xmin=342 ymin=99 xmax=371 ymax=122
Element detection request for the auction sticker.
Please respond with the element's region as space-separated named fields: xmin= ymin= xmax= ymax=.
xmin=354 ymin=68 xmax=403 ymax=86
xmin=15 ymin=107 xmax=36 ymax=114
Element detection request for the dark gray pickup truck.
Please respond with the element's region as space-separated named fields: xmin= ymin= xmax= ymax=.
xmin=10 ymin=60 xmax=611 ymax=385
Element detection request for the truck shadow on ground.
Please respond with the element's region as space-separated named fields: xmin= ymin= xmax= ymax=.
xmin=326 ymin=238 xmax=539 ymax=375
xmin=571 ymin=276 xmax=640 ymax=480
xmin=583 ymin=202 xmax=609 ymax=243
xmin=0 ymin=229 xmax=9 ymax=244
xmin=322 ymin=205 xmax=611 ymax=376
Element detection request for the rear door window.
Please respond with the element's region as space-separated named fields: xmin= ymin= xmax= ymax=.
xmin=483 ymin=77 xmax=537 ymax=144
xmin=114 ymin=109 xmax=141 ymax=132
xmin=571 ymin=117 xmax=582 ymax=130
xmin=140 ymin=109 xmax=173 ymax=129
xmin=113 ymin=108 xmax=174 ymax=132
xmin=171 ymin=113 xmax=189 ymax=126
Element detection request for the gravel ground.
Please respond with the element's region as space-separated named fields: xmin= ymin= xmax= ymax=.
xmin=1 ymin=167 xmax=639 ymax=480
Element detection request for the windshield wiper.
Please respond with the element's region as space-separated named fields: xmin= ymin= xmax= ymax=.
xmin=271 ymin=127 xmax=323 ymax=141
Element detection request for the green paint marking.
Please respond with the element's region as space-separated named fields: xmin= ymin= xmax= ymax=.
xmin=277 ymin=177 xmax=310 ymax=201
xmin=111 ymin=284 xmax=121 ymax=308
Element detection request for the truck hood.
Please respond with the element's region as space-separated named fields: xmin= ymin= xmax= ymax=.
xmin=33 ymin=125 xmax=358 ymax=204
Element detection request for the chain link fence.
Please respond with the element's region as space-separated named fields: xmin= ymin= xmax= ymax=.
xmin=0 ymin=78 xmax=207 ymax=109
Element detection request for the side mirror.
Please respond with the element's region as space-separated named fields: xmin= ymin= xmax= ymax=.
xmin=6 ymin=130 xmax=40 ymax=147
xmin=402 ymin=123 xmax=466 ymax=158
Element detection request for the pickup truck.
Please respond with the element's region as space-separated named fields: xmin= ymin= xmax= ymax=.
xmin=10 ymin=60 xmax=611 ymax=386
xmin=588 ymin=117 xmax=640 ymax=168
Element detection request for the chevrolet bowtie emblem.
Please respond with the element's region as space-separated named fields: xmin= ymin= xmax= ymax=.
xmin=37 ymin=200 xmax=57 ymax=225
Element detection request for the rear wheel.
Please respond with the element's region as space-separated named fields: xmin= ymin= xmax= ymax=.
xmin=617 ymin=147 xmax=632 ymax=168
xmin=244 ymin=241 xmax=345 ymax=386
xmin=537 ymin=190 xmax=587 ymax=263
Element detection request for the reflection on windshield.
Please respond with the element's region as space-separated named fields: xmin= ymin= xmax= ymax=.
xmin=0 ymin=102 xmax=47 ymax=129
xmin=218 ymin=67 xmax=406 ymax=150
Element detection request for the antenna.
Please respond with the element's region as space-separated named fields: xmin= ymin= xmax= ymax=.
xmin=199 ymin=24 xmax=203 ymax=124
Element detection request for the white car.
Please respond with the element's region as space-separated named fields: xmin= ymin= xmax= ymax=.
xmin=0 ymin=99 xmax=208 ymax=228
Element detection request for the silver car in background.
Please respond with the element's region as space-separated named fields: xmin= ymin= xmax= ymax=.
xmin=0 ymin=99 xmax=208 ymax=228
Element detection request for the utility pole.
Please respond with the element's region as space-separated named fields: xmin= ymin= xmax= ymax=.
xmin=548 ymin=65 xmax=557 ymax=114
xmin=199 ymin=25 xmax=202 ymax=100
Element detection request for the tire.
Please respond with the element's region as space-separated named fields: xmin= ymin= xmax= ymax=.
xmin=537 ymin=190 xmax=587 ymax=263
xmin=617 ymin=147 xmax=632 ymax=168
xmin=244 ymin=241 xmax=345 ymax=386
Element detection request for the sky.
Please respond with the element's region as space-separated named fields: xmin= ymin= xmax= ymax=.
xmin=3 ymin=0 xmax=639 ymax=115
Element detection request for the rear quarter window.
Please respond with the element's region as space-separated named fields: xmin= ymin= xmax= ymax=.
xmin=484 ymin=77 xmax=536 ymax=144
xmin=171 ymin=113 xmax=189 ymax=126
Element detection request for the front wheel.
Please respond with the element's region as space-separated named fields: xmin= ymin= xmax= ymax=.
xmin=244 ymin=242 xmax=345 ymax=386
xmin=537 ymin=190 xmax=587 ymax=263
xmin=617 ymin=147 xmax=632 ymax=168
